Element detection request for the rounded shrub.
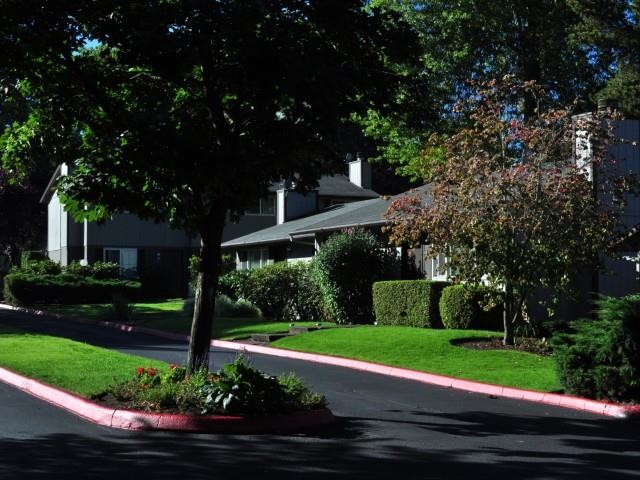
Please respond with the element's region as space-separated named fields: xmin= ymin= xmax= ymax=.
xmin=311 ymin=229 xmax=397 ymax=325
xmin=439 ymin=284 xmax=476 ymax=329
xmin=551 ymin=295 xmax=640 ymax=401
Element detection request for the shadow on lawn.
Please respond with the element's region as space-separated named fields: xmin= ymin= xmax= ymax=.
xmin=1 ymin=413 xmax=639 ymax=480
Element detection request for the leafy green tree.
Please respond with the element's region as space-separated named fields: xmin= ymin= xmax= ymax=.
xmin=0 ymin=0 xmax=416 ymax=372
xmin=365 ymin=0 xmax=608 ymax=180
xmin=568 ymin=0 xmax=640 ymax=117
xmin=386 ymin=79 xmax=633 ymax=345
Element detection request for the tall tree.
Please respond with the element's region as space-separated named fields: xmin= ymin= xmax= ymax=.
xmin=0 ymin=70 xmax=68 ymax=265
xmin=0 ymin=0 xmax=417 ymax=372
xmin=386 ymin=79 xmax=633 ymax=345
xmin=364 ymin=0 xmax=608 ymax=179
xmin=568 ymin=0 xmax=640 ymax=117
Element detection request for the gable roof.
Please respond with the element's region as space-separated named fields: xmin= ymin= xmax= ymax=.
xmin=222 ymin=185 xmax=431 ymax=249
xmin=39 ymin=164 xmax=64 ymax=204
xmin=316 ymin=174 xmax=378 ymax=198
xmin=268 ymin=174 xmax=378 ymax=198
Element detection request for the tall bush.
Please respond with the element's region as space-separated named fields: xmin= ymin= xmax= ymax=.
xmin=311 ymin=229 xmax=397 ymax=325
xmin=373 ymin=280 xmax=449 ymax=328
xmin=552 ymin=295 xmax=640 ymax=401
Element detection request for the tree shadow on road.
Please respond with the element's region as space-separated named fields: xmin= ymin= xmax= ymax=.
xmin=1 ymin=412 xmax=639 ymax=480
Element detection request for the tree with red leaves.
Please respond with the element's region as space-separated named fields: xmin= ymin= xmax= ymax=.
xmin=386 ymin=78 xmax=635 ymax=344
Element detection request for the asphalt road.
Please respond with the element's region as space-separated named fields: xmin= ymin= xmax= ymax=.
xmin=1 ymin=308 xmax=639 ymax=480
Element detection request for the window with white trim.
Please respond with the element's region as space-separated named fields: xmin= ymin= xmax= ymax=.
xmin=238 ymin=248 xmax=272 ymax=270
xmin=104 ymin=248 xmax=138 ymax=277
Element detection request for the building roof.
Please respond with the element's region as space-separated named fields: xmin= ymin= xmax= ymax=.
xmin=316 ymin=174 xmax=378 ymax=198
xmin=39 ymin=163 xmax=64 ymax=204
xmin=268 ymin=174 xmax=378 ymax=199
xmin=222 ymin=185 xmax=431 ymax=249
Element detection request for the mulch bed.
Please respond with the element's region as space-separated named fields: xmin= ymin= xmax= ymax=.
xmin=451 ymin=336 xmax=552 ymax=356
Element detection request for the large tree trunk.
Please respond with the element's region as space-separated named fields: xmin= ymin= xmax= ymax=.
xmin=187 ymin=212 xmax=225 ymax=374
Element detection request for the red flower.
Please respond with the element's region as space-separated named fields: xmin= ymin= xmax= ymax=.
xmin=146 ymin=368 xmax=157 ymax=377
xmin=136 ymin=367 xmax=145 ymax=377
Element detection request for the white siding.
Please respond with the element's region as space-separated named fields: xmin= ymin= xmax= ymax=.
xmin=47 ymin=192 xmax=67 ymax=253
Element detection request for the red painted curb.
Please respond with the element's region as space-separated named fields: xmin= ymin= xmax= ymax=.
xmin=2 ymin=303 xmax=640 ymax=419
xmin=0 ymin=364 xmax=334 ymax=433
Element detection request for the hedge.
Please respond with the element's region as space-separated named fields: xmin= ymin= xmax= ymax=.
xmin=372 ymin=280 xmax=450 ymax=328
xmin=551 ymin=295 xmax=640 ymax=401
xmin=3 ymin=272 xmax=141 ymax=305
xmin=439 ymin=284 xmax=503 ymax=330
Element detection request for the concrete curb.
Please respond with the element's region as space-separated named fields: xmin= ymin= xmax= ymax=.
xmin=0 ymin=305 xmax=335 ymax=433
xmin=2 ymin=303 xmax=640 ymax=419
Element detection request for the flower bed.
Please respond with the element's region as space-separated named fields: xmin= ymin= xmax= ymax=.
xmin=97 ymin=356 xmax=326 ymax=416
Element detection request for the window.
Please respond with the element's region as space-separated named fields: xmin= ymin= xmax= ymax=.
xmin=431 ymin=253 xmax=448 ymax=281
xmin=104 ymin=248 xmax=138 ymax=277
xmin=430 ymin=251 xmax=458 ymax=281
xmin=245 ymin=196 xmax=276 ymax=216
xmin=238 ymin=248 xmax=272 ymax=270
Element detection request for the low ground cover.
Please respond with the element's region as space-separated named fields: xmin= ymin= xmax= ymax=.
xmin=0 ymin=325 xmax=325 ymax=414
xmin=272 ymin=327 xmax=561 ymax=392
xmin=45 ymin=299 xmax=332 ymax=339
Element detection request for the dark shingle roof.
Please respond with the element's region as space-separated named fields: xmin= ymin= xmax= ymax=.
xmin=221 ymin=185 xmax=431 ymax=249
xmin=268 ymin=174 xmax=378 ymax=199
xmin=316 ymin=175 xmax=378 ymax=198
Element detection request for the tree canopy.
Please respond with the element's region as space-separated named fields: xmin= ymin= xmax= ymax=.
xmin=386 ymin=79 xmax=633 ymax=344
xmin=363 ymin=0 xmax=629 ymax=179
xmin=1 ymin=0 xmax=419 ymax=371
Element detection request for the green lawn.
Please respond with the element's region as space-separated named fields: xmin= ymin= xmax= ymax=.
xmin=0 ymin=325 xmax=166 ymax=397
xmin=42 ymin=300 xmax=560 ymax=392
xmin=273 ymin=327 xmax=561 ymax=392
xmin=46 ymin=299 xmax=333 ymax=340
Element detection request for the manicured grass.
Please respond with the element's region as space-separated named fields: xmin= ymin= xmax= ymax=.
xmin=272 ymin=326 xmax=561 ymax=392
xmin=0 ymin=326 xmax=166 ymax=397
xmin=35 ymin=301 xmax=560 ymax=392
xmin=46 ymin=299 xmax=333 ymax=340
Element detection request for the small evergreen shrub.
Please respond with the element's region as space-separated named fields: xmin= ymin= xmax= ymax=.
xmin=3 ymin=272 xmax=141 ymax=305
xmin=311 ymin=229 xmax=397 ymax=325
xmin=552 ymin=295 xmax=640 ymax=401
xmin=373 ymin=280 xmax=450 ymax=328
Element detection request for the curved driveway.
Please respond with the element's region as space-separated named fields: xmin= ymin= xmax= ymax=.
xmin=1 ymin=309 xmax=639 ymax=480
